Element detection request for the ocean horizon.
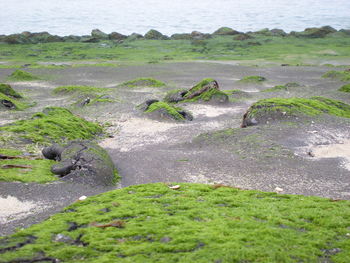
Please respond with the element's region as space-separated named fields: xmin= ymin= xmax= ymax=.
xmin=1 ymin=0 xmax=350 ymax=36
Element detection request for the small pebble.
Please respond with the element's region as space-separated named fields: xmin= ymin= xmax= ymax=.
xmin=78 ymin=195 xmax=87 ymax=201
xmin=275 ymin=187 xmax=283 ymax=193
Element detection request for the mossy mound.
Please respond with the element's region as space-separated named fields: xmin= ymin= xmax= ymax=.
xmin=339 ymin=83 xmax=350 ymax=92
xmin=322 ymin=70 xmax=350 ymax=81
xmin=7 ymin=70 xmax=39 ymax=81
xmin=0 ymin=92 xmax=29 ymax=110
xmin=144 ymin=29 xmax=169 ymax=40
xmin=1 ymin=183 xmax=350 ymax=263
xmin=212 ymin=27 xmax=240 ymax=36
xmin=183 ymin=78 xmax=229 ymax=103
xmin=120 ymin=78 xmax=166 ymax=88
xmin=144 ymin=101 xmax=193 ymax=121
xmin=53 ymin=85 xmax=108 ymax=95
xmin=239 ymin=75 xmax=266 ymax=83
xmin=262 ymin=82 xmax=302 ymax=92
xmin=0 ymin=148 xmax=56 ymax=183
xmin=0 ymin=107 xmax=103 ymax=144
xmin=241 ymin=96 xmax=350 ymax=127
xmin=0 ymin=83 xmax=22 ymax=98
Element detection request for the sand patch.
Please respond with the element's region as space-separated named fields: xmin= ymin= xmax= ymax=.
xmin=0 ymin=195 xmax=50 ymax=224
xmin=311 ymin=139 xmax=350 ymax=171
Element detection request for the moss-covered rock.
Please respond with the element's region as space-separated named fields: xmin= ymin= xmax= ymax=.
xmin=213 ymin=27 xmax=240 ymax=36
xmin=239 ymin=75 xmax=266 ymax=83
xmin=0 ymin=107 xmax=103 ymax=144
xmin=339 ymin=83 xmax=350 ymax=92
xmin=241 ymin=97 xmax=350 ymax=127
xmin=108 ymin=32 xmax=127 ymax=41
xmin=141 ymin=101 xmax=193 ymax=121
xmin=0 ymin=83 xmax=22 ymax=98
xmin=262 ymin=82 xmax=302 ymax=92
xmin=163 ymin=89 xmax=188 ymax=103
xmin=1 ymin=183 xmax=350 ymax=263
xmin=323 ymin=70 xmax=350 ymax=81
xmin=7 ymin=70 xmax=39 ymax=81
xmin=120 ymin=78 xmax=166 ymax=88
xmin=0 ymin=92 xmax=28 ymax=110
xmin=91 ymin=29 xmax=109 ymax=40
xmin=144 ymin=29 xmax=169 ymax=40
xmin=42 ymin=140 xmax=117 ymax=186
xmin=295 ymin=26 xmax=337 ymax=38
xmin=183 ymin=78 xmax=228 ymax=103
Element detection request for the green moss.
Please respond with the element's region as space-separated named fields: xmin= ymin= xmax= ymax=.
xmin=322 ymin=70 xmax=350 ymax=81
xmin=182 ymin=78 xmax=228 ymax=102
xmin=0 ymin=83 xmax=22 ymax=98
xmin=7 ymin=70 xmax=39 ymax=81
xmin=145 ymin=101 xmax=186 ymax=121
xmin=338 ymin=83 xmax=350 ymax=92
xmin=0 ymin=148 xmax=56 ymax=183
xmin=120 ymin=78 xmax=166 ymax=88
xmin=239 ymin=75 xmax=266 ymax=83
xmin=262 ymin=82 xmax=302 ymax=92
xmin=247 ymin=97 xmax=350 ymax=119
xmin=0 ymin=107 xmax=103 ymax=144
xmin=53 ymin=85 xmax=109 ymax=95
xmin=1 ymin=183 xmax=350 ymax=262
xmin=0 ymin=92 xmax=29 ymax=110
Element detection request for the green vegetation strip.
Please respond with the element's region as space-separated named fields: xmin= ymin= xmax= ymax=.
xmin=323 ymin=70 xmax=350 ymax=81
xmin=120 ymin=78 xmax=166 ymax=88
xmin=7 ymin=70 xmax=40 ymax=81
xmin=339 ymin=84 xmax=350 ymax=93
xmin=0 ymin=107 xmax=102 ymax=144
xmin=247 ymin=97 xmax=350 ymax=118
xmin=1 ymin=183 xmax=349 ymax=262
xmin=0 ymin=148 xmax=56 ymax=183
xmin=239 ymin=75 xmax=266 ymax=83
xmin=262 ymin=82 xmax=301 ymax=92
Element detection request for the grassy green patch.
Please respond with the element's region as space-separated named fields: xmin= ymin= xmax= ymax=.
xmin=262 ymin=82 xmax=302 ymax=92
xmin=120 ymin=78 xmax=166 ymax=88
xmin=239 ymin=75 xmax=266 ymax=83
xmin=338 ymin=83 xmax=350 ymax=92
xmin=1 ymin=183 xmax=349 ymax=262
xmin=0 ymin=148 xmax=56 ymax=183
xmin=7 ymin=70 xmax=40 ymax=81
xmin=322 ymin=70 xmax=350 ymax=81
xmin=246 ymin=97 xmax=350 ymax=119
xmin=145 ymin=101 xmax=186 ymax=121
xmin=0 ymin=83 xmax=22 ymax=98
xmin=0 ymin=107 xmax=103 ymax=144
xmin=53 ymin=85 xmax=109 ymax=95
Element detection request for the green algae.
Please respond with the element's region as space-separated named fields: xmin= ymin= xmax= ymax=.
xmin=182 ymin=78 xmax=228 ymax=102
xmin=239 ymin=75 xmax=266 ymax=83
xmin=246 ymin=97 xmax=350 ymax=119
xmin=0 ymin=107 xmax=103 ymax=144
xmin=338 ymin=83 xmax=350 ymax=92
xmin=262 ymin=82 xmax=302 ymax=92
xmin=0 ymin=92 xmax=29 ymax=110
xmin=1 ymin=183 xmax=349 ymax=262
xmin=0 ymin=83 xmax=22 ymax=98
xmin=145 ymin=101 xmax=186 ymax=121
xmin=7 ymin=70 xmax=40 ymax=81
xmin=0 ymin=148 xmax=56 ymax=183
xmin=322 ymin=70 xmax=350 ymax=81
xmin=120 ymin=78 xmax=166 ymax=88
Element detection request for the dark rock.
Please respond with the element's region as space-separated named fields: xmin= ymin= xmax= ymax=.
xmin=108 ymin=32 xmax=127 ymax=41
xmin=163 ymin=89 xmax=188 ymax=103
xmin=170 ymin=33 xmax=192 ymax=40
xmin=43 ymin=141 xmax=116 ymax=186
xmin=295 ymin=26 xmax=337 ymax=38
xmin=0 ymin=99 xmax=16 ymax=109
xmin=191 ymin=31 xmax=212 ymax=40
xmin=144 ymin=29 xmax=169 ymax=40
xmin=241 ymin=112 xmax=258 ymax=128
xmin=91 ymin=29 xmax=109 ymax=40
xmin=178 ymin=110 xmax=194 ymax=121
xmin=126 ymin=33 xmax=144 ymax=41
xmin=213 ymin=27 xmax=240 ymax=36
xmin=52 ymin=234 xmax=73 ymax=243
xmin=42 ymin=143 xmax=64 ymax=161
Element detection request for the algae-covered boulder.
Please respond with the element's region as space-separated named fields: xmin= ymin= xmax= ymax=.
xmin=295 ymin=26 xmax=337 ymax=38
xmin=144 ymin=29 xmax=169 ymax=40
xmin=0 ymin=83 xmax=22 ymax=98
xmin=190 ymin=31 xmax=212 ymax=40
xmin=126 ymin=33 xmax=144 ymax=41
xmin=139 ymin=100 xmax=193 ymax=121
xmin=164 ymin=89 xmax=188 ymax=103
xmin=213 ymin=27 xmax=240 ymax=36
xmin=322 ymin=70 xmax=350 ymax=82
xmin=43 ymin=140 xmax=117 ymax=186
xmin=0 ymin=92 xmax=28 ymax=110
xmin=108 ymin=32 xmax=127 ymax=41
xmin=8 ymin=70 xmax=39 ymax=81
xmin=339 ymin=84 xmax=350 ymax=93
xmin=91 ymin=29 xmax=109 ymax=40
xmin=241 ymin=97 xmax=350 ymax=127
xmin=183 ymin=78 xmax=228 ymax=103
xmin=3 ymin=31 xmax=63 ymax=44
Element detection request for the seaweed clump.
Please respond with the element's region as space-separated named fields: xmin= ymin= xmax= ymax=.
xmin=322 ymin=70 xmax=350 ymax=81
xmin=0 ymin=107 xmax=103 ymax=144
xmin=141 ymin=100 xmax=193 ymax=121
xmin=0 ymin=83 xmax=22 ymax=98
xmin=7 ymin=70 xmax=39 ymax=81
xmin=338 ymin=84 xmax=350 ymax=93
xmin=239 ymin=75 xmax=266 ymax=83
xmin=241 ymin=96 xmax=350 ymax=127
xmin=262 ymin=82 xmax=302 ymax=92
xmin=120 ymin=78 xmax=166 ymax=88
xmin=1 ymin=183 xmax=349 ymax=262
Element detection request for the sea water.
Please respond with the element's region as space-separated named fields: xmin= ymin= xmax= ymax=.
xmin=1 ymin=0 xmax=349 ymax=36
